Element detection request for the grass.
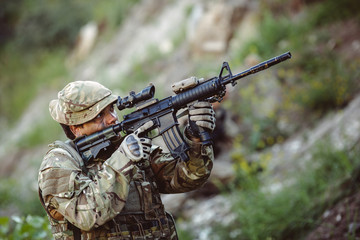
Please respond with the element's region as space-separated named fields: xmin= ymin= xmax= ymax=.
xmin=19 ymin=119 xmax=64 ymax=148
xmin=0 ymin=215 xmax=52 ymax=240
xmin=1 ymin=0 xmax=360 ymax=239
xmin=0 ymin=4 xmax=187 ymax=235
xmin=213 ymin=140 xmax=360 ymax=240
xmin=0 ymin=46 xmax=70 ymax=124
xmin=0 ymin=3 xmax=148 ymax=236
xmin=0 ymin=0 xmax=141 ymax=126
xmin=0 ymin=0 xmax=144 ymax=146
xmin=225 ymin=0 xmax=360 ymax=153
xmin=219 ymin=2 xmax=360 ymax=229
xmin=288 ymin=51 xmax=360 ymax=112
xmin=91 ymin=0 xmax=140 ymax=35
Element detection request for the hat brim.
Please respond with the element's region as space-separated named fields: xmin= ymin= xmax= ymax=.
xmin=50 ymin=94 xmax=118 ymax=125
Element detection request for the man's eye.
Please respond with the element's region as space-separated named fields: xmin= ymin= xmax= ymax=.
xmin=96 ymin=113 xmax=103 ymax=119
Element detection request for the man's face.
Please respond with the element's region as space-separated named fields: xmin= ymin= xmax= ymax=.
xmin=71 ymin=104 xmax=119 ymax=137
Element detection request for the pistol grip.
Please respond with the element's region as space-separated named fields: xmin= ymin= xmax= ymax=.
xmin=197 ymin=126 xmax=212 ymax=146
xmin=188 ymin=116 xmax=212 ymax=146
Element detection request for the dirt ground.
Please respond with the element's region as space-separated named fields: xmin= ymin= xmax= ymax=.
xmin=306 ymin=190 xmax=360 ymax=240
xmin=304 ymin=18 xmax=360 ymax=240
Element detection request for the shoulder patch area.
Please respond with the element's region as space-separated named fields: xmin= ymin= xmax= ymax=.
xmin=40 ymin=147 xmax=81 ymax=171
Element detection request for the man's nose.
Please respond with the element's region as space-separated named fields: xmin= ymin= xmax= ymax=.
xmin=105 ymin=111 xmax=118 ymax=125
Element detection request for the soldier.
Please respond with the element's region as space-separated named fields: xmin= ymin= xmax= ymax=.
xmin=38 ymin=81 xmax=215 ymax=239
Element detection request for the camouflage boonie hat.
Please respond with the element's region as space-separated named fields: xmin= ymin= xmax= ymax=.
xmin=49 ymin=81 xmax=118 ymax=125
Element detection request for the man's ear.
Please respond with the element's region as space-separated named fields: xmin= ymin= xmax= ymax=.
xmin=69 ymin=125 xmax=80 ymax=138
xmin=60 ymin=124 xmax=76 ymax=140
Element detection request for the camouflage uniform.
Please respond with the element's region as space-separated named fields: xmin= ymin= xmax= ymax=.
xmin=38 ymin=81 xmax=214 ymax=239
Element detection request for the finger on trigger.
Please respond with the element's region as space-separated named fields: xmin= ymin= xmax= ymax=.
xmin=135 ymin=120 xmax=154 ymax=135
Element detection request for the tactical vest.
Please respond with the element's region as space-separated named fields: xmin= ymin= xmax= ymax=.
xmin=39 ymin=140 xmax=178 ymax=240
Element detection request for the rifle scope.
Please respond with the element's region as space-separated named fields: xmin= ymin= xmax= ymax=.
xmin=117 ymin=84 xmax=155 ymax=110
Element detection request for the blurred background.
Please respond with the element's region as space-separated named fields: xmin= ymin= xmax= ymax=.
xmin=1 ymin=0 xmax=360 ymax=239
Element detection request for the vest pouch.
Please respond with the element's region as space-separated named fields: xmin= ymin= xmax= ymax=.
xmin=122 ymin=181 xmax=143 ymax=212
xmin=141 ymin=181 xmax=167 ymax=220
xmin=141 ymin=181 xmax=153 ymax=216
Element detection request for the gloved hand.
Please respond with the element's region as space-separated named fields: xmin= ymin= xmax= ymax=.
xmin=139 ymin=137 xmax=152 ymax=160
xmin=119 ymin=121 xmax=153 ymax=162
xmin=188 ymin=101 xmax=216 ymax=137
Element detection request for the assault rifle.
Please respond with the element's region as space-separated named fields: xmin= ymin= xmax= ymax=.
xmin=73 ymin=52 xmax=292 ymax=163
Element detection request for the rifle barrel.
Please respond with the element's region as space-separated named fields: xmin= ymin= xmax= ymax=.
xmin=227 ymin=51 xmax=292 ymax=84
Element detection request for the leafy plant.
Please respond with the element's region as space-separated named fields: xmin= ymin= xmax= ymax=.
xmin=286 ymin=48 xmax=360 ymax=114
xmin=310 ymin=0 xmax=360 ymax=26
xmin=0 ymin=46 xmax=70 ymax=124
xmin=215 ymin=140 xmax=360 ymax=240
xmin=15 ymin=0 xmax=91 ymax=49
xmin=20 ymin=119 xmax=63 ymax=148
xmin=0 ymin=215 xmax=51 ymax=240
xmin=0 ymin=177 xmax=46 ymax=217
xmin=91 ymin=0 xmax=140 ymax=36
xmin=228 ymin=1 xmax=360 ymax=154
xmin=0 ymin=0 xmax=142 ymax=125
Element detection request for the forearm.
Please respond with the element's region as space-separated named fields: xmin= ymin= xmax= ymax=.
xmin=151 ymin=130 xmax=214 ymax=193
xmin=176 ymin=127 xmax=214 ymax=189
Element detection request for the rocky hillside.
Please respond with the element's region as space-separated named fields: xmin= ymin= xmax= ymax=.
xmin=1 ymin=0 xmax=360 ymax=239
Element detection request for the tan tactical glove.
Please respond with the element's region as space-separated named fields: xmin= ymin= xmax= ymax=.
xmin=119 ymin=121 xmax=153 ymax=162
xmin=187 ymin=101 xmax=216 ymax=138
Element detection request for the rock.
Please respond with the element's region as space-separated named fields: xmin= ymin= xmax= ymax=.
xmin=348 ymin=222 xmax=360 ymax=236
xmin=178 ymin=195 xmax=237 ymax=240
xmin=265 ymin=94 xmax=360 ymax=184
xmin=161 ymin=154 xmax=235 ymax=217
xmin=187 ymin=1 xmax=248 ymax=56
xmin=67 ymin=21 xmax=99 ymax=66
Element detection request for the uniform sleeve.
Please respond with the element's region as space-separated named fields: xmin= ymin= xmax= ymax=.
xmin=150 ymin=129 xmax=214 ymax=193
xmin=38 ymin=147 xmax=135 ymax=231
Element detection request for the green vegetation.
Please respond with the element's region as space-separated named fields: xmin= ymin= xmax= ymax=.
xmin=0 ymin=178 xmax=45 ymax=217
xmin=0 ymin=1 xmax=184 ymax=237
xmin=120 ymin=21 xmax=188 ymax=96
xmin=0 ymin=215 xmax=51 ymax=240
xmin=310 ymin=0 xmax=360 ymax=25
xmin=1 ymin=0 xmax=360 ymax=238
xmin=120 ymin=45 xmax=166 ymax=92
xmin=0 ymin=0 xmax=139 ymax=126
xmin=188 ymin=0 xmax=360 ymax=239
xmin=20 ymin=119 xmax=63 ymax=149
xmin=0 ymin=1 xmax=141 ymax=238
xmin=0 ymin=46 xmax=70 ymax=124
xmin=15 ymin=0 xmax=91 ymax=49
xmin=290 ymin=53 xmax=360 ymax=111
xmin=211 ymin=141 xmax=360 ymax=240
xmin=228 ymin=0 xmax=360 ymax=152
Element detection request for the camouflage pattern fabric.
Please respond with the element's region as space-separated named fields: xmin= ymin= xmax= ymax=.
xmin=38 ymin=130 xmax=213 ymax=239
xmin=49 ymin=81 xmax=118 ymax=125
